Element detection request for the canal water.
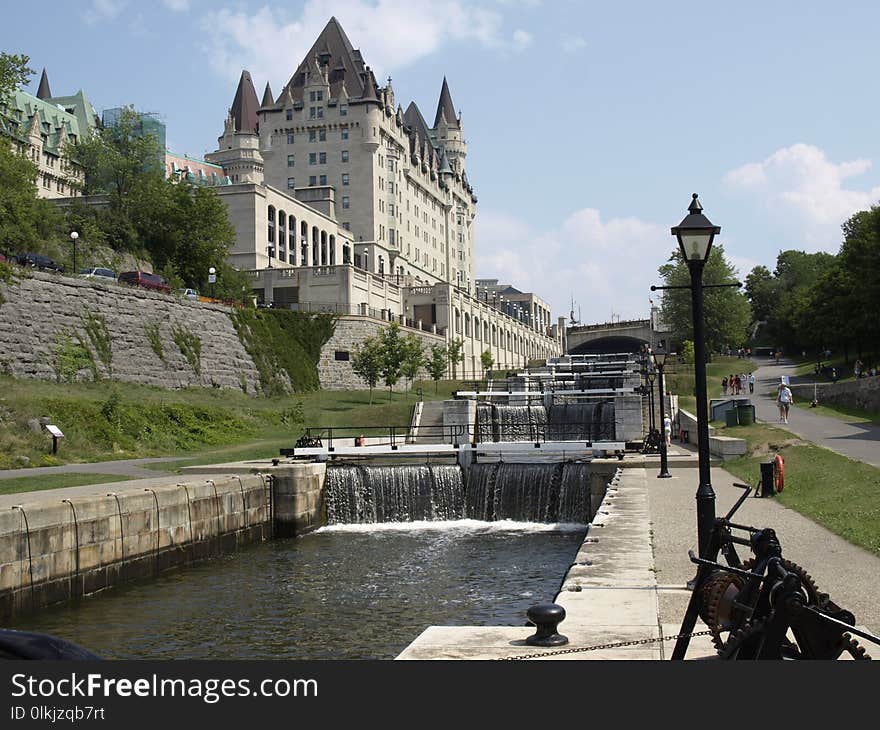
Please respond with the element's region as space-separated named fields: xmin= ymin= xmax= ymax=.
xmin=14 ymin=520 xmax=586 ymax=659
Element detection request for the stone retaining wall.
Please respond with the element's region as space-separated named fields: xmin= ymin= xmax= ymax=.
xmin=318 ymin=316 xmax=444 ymax=390
xmin=0 ymin=474 xmax=273 ymax=621
xmin=791 ymin=377 xmax=880 ymax=413
xmin=0 ymin=272 xmax=261 ymax=391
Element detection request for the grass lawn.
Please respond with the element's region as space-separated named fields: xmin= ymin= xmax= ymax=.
xmin=791 ymin=400 xmax=880 ymax=426
xmin=0 ymin=473 xmax=135 ymax=496
xmin=0 ymin=375 xmax=469 ymax=471
xmin=664 ymin=355 xmax=759 ymax=413
xmin=715 ymin=420 xmax=880 ymax=557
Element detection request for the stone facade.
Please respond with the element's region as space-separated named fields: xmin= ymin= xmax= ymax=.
xmin=0 ymin=271 xmax=260 ymax=391
xmin=319 ymin=316 xmax=444 ymax=390
xmin=0 ymin=474 xmax=271 ymax=620
xmin=791 ymin=378 xmax=880 ymax=413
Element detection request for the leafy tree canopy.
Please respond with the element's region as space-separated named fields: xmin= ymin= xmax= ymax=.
xmin=658 ymin=244 xmax=752 ymax=353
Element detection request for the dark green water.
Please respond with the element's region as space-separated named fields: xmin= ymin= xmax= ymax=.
xmin=14 ymin=520 xmax=585 ymax=659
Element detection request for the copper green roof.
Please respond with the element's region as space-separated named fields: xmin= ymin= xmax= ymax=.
xmin=0 ymin=89 xmax=81 ymax=156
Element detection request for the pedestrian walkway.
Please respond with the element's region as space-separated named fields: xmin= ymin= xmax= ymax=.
xmin=752 ymin=359 xmax=880 ymax=467
xmin=0 ymin=456 xmax=181 ymax=482
xmin=398 ymin=461 xmax=880 ymax=659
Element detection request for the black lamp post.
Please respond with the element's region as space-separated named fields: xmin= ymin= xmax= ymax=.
xmin=646 ymin=365 xmax=656 ymax=437
xmin=671 ymin=193 xmax=721 ymax=557
xmin=652 ymin=347 xmax=672 ymax=479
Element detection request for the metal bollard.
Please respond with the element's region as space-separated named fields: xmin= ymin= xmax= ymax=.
xmin=525 ymin=603 xmax=568 ymax=646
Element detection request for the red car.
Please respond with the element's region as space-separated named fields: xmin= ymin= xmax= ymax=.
xmin=118 ymin=271 xmax=171 ymax=293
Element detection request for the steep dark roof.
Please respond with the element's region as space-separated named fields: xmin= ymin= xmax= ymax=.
xmin=278 ymin=17 xmax=368 ymax=102
xmin=433 ymin=76 xmax=458 ymax=128
xmin=404 ymin=102 xmax=433 ymax=145
xmin=260 ymin=81 xmax=274 ymax=108
xmin=36 ymin=68 xmax=52 ymax=100
xmin=230 ymin=70 xmax=260 ymax=133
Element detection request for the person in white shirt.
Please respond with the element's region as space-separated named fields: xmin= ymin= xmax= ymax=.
xmin=777 ymin=382 xmax=793 ymax=423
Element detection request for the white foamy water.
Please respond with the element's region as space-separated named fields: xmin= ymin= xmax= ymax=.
xmin=316 ymin=518 xmax=587 ymax=534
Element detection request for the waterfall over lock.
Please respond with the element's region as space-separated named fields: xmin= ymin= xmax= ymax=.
xmin=475 ymin=402 xmax=616 ymax=442
xmin=324 ymin=463 xmax=598 ymax=525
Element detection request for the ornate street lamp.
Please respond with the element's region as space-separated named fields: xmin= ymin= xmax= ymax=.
xmin=208 ymin=266 xmax=217 ymax=298
xmin=70 ymin=231 xmax=79 ymax=274
xmin=670 ymin=193 xmax=720 ymax=558
xmin=652 ymin=347 xmax=672 ymax=479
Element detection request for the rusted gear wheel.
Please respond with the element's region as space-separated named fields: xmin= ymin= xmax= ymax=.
xmin=720 ymin=621 xmax=872 ymax=660
xmin=698 ymin=571 xmax=746 ymax=652
xmin=741 ymin=557 xmax=824 ymax=606
xmin=841 ymin=634 xmax=872 ymax=660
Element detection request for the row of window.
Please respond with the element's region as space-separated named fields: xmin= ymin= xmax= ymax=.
xmin=451 ymin=310 xmax=546 ymax=356
xmin=285 ymin=173 xmax=350 ymax=189
xmin=285 ymin=102 xmax=347 ymax=121
xmin=286 ymin=150 xmax=350 ymax=167
xmin=284 ymin=128 xmax=351 ymax=144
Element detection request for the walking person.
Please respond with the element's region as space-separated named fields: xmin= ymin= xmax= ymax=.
xmin=748 ymin=372 xmax=755 ymax=394
xmin=663 ymin=414 xmax=672 ymax=446
xmin=722 ymin=376 xmax=728 ymax=395
xmin=777 ymin=380 xmax=793 ymax=424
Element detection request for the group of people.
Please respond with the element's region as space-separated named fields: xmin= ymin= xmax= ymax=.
xmin=853 ymin=359 xmax=879 ymax=378
xmin=722 ymin=372 xmax=755 ymax=396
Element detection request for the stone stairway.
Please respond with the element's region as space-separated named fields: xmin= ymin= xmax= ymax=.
xmin=414 ymin=401 xmax=447 ymax=443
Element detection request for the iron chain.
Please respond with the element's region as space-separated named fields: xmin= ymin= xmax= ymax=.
xmin=496 ymin=630 xmax=714 ymax=660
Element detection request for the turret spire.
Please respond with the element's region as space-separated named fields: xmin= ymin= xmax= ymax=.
xmin=36 ymin=68 xmax=52 ymax=100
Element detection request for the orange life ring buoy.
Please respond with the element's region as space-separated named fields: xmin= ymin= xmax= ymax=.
xmin=773 ymin=454 xmax=785 ymax=492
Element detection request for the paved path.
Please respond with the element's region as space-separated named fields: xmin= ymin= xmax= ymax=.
xmin=752 ymin=358 xmax=880 ymax=467
xmin=0 ymin=456 xmax=181 ymax=481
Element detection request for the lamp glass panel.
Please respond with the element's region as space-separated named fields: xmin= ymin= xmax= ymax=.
xmin=678 ymin=232 xmax=712 ymax=261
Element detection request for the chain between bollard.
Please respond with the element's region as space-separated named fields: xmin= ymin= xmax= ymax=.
xmin=496 ymin=630 xmax=715 ymax=660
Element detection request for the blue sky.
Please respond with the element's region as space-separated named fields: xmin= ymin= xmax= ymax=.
xmin=6 ymin=0 xmax=880 ymax=324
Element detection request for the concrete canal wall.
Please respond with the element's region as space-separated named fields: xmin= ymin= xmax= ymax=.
xmin=0 ymin=464 xmax=327 ymax=621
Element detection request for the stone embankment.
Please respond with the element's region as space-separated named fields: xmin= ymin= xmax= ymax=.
xmin=791 ymin=377 xmax=880 ymax=413
xmin=0 ymin=463 xmax=326 ymax=621
xmin=0 ymin=272 xmax=260 ymax=391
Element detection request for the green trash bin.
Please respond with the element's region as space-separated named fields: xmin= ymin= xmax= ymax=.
xmin=737 ymin=405 xmax=754 ymax=425
xmin=725 ymin=408 xmax=740 ymax=427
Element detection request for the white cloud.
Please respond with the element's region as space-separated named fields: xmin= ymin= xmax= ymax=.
xmin=561 ymin=35 xmax=586 ymax=53
xmin=162 ymin=0 xmax=191 ymax=12
xmin=724 ymin=143 xmax=880 ymax=245
xmin=200 ymin=1 xmax=523 ymax=86
xmin=83 ymin=0 xmax=128 ymax=24
xmin=512 ymin=29 xmax=533 ymax=51
xmin=475 ymin=208 xmax=667 ymax=324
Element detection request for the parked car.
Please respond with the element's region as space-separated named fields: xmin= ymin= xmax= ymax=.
xmin=180 ymin=288 xmax=199 ymax=300
xmin=79 ymin=267 xmax=117 ymax=282
xmin=118 ymin=271 xmax=172 ymax=293
xmin=13 ymin=252 xmax=64 ymax=273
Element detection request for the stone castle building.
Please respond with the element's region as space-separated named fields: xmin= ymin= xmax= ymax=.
xmin=0 ymin=69 xmax=99 ymax=199
xmin=206 ymin=17 xmax=563 ymax=376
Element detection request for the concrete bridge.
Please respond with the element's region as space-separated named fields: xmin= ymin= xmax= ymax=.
xmin=567 ymin=318 xmax=665 ymax=355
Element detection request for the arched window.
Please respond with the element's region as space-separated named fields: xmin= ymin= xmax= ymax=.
xmin=464 ymin=313 xmax=471 ymax=337
xmin=301 ymin=221 xmax=309 ymax=266
xmin=288 ymin=215 xmax=296 ymax=263
xmin=454 ymin=308 xmax=461 ymax=334
xmin=320 ymin=230 xmax=328 ymax=265
xmin=484 ymin=322 xmax=490 ymax=342
xmin=312 ymin=226 xmax=320 ymax=266
xmin=491 ymin=324 xmax=497 ymax=346
xmin=267 ymin=206 xmax=276 ymax=256
xmin=329 ymin=234 xmax=336 ymax=265
xmin=277 ymin=211 xmax=286 ymax=257
xmin=474 ymin=317 xmax=481 ymax=340
xmin=343 ymin=244 xmax=351 ymax=264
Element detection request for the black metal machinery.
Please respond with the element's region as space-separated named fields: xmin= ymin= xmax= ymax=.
xmin=672 ymin=481 xmax=879 ymax=660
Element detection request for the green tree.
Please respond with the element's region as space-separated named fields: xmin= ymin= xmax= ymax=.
xmin=400 ymin=334 xmax=425 ymax=396
xmin=744 ymin=265 xmax=777 ymax=324
xmin=839 ymin=207 xmax=880 ymax=356
xmin=680 ymin=340 xmax=695 ymax=364
xmin=377 ymin=322 xmax=405 ymax=400
xmin=212 ymin=262 xmax=255 ymax=305
xmin=480 ymin=349 xmax=494 ymax=379
xmin=351 ymin=337 xmax=383 ymax=404
xmin=0 ymin=52 xmax=33 ymax=100
xmin=447 ymin=337 xmax=465 ymax=379
xmin=427 ymin=344 xmax=448 ymax=393
xmin=658 ymin=245 xmax=752 ymax=353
